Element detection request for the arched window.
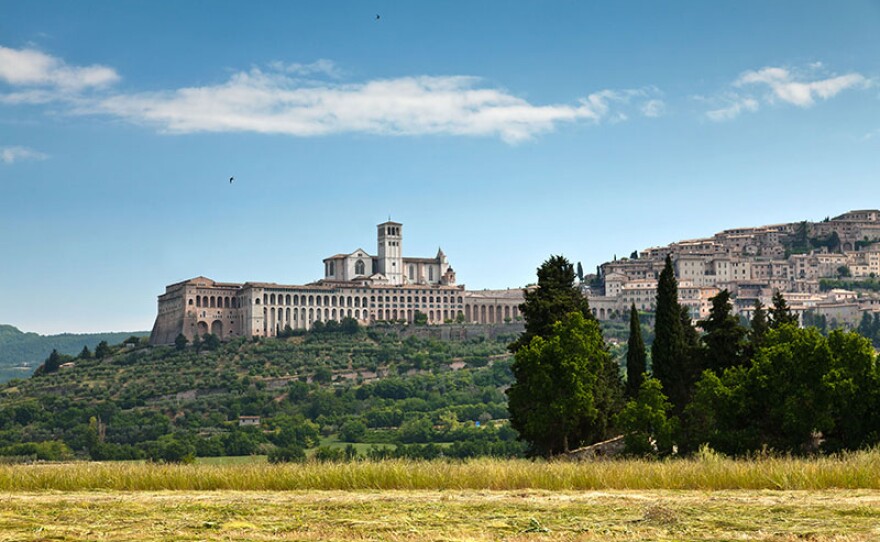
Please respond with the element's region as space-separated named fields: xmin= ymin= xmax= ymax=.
xmin=286 ymin=294 xmax=291 ymax=305
xmin=195 ymin=297 xmax=201 ymax=307
xmin=355 ymin=260 xmax=365 ymax=275
xmin=429 ymin=267 xmax=434 ymax=281
xmin=210 ymin=296 xmax=216 ymax=308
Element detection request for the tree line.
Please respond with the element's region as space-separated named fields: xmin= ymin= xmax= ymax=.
xmin=508 ymin=255 xmax=880 ymax=457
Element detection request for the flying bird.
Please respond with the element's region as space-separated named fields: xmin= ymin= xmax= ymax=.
xmin=376 ymin=14 xmax=380 ymax=20
xmin=229 ymin=176 xmax=234 ymax=184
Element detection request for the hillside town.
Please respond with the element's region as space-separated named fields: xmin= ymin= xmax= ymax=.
xmin=586 ymin=210 xmax=880 ymax=327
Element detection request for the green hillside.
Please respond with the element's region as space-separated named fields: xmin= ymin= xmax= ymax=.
xmin=0 ymin=324 xmax=527 ymax=461
xmin=0 ymin=325 xmax=149 ymax=383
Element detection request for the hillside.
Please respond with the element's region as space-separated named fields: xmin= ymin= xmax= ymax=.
xmin=0 ymin=325 xmax=149 ymax=383
xmin=0 ymin=325 xmax=528 ymax=461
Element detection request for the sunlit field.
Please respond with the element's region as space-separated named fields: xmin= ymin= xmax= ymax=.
xmin=4 ymin=451 xmax=880 ymax=491
xmin=3 ymin=454 xmax=880 ymax=540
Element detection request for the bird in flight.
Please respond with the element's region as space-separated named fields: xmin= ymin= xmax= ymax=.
xmin=229 ymin=176 xmax=234 ymax=184
xmin=375 ymin=14 xmax=380 ymax=20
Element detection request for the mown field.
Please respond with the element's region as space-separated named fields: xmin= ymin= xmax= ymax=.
xmin=2 ymin=489 xmax=880 ymax=541
xmin=2 ymin=455 xmax=880 ymax=540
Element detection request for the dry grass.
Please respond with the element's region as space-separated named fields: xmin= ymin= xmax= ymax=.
xmin=1 ymin=489 xmax=879 ymax=541
xmin=3 ymin=450 xmax=880 ymax=491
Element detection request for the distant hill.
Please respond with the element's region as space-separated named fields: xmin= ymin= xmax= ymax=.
xmin=0 ymin=326 xmax=525 ymax=461
xmin=0 ymin=325 xmax=149 ymax=383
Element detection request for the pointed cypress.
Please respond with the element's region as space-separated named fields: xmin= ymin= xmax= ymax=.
xmin=626 ymin=303 xmax=646 ymax=398
xmin=652 ymin=255 xmax=689 ymax=413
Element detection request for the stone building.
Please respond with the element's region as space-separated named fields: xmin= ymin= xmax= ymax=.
xmin=150 ymin=221 xmax=523 ymax=345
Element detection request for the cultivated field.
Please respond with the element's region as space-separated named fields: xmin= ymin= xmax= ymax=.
xmin=2 ymin=453 xmax=880 ymax=541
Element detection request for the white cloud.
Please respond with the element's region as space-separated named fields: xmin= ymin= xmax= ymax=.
xmin=91 ymin=68 xmax=660 ymax=143
xmin=0 ymin=145 xmax=48 ymax=164
xmin=735 ymin=66 xmax=867 ymax=107
xmin=706 ymin=96 xmax=760 ymax=122
xmin=1 ymin=44 xmax=661 ymax=143
xmin=641 ymin=99 xmax=665 ymax=118
xmin=0 ymin=45 xmax=119 ymax=90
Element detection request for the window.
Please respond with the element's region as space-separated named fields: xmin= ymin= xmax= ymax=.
xmin=355 ymin=260 xmax=365 ymax=275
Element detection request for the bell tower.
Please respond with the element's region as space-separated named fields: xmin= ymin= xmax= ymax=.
xmin=377 ymin=221 xmax=403 ymax=285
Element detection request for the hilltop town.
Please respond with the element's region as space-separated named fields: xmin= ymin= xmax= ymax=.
xmin=586 ymin=210 xmax=880 ymax=327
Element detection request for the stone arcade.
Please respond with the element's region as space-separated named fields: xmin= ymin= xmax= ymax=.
xmin=150 ymin=221 xmax=523 ymax=344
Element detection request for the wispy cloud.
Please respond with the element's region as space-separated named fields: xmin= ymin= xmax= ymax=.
xmin=705 ymin=63 xmax=870 ymax=121
xmin=640 ymin=99 xmax=665 ymax=118
xmin=0 ymin=45 xmax=119 ymax=91
xmin=706 ymin=96 xmax=759 ymax=122
xmin=736 ymin=67 xmax=867 ymax=107
xmin=90 ymin=69 xmax=663 ymax=144
xmin=0 ymin=44 xmax=662 ymax=144
xmin=0 ymin=145 xmax=48 ymax=164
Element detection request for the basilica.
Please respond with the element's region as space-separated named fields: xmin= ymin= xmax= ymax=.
xmin=149 ymin=221 xmax=524 ymax=345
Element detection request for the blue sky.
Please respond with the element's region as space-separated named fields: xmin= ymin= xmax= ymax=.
xmin=1 ymin=1 xmax=879 ymax=334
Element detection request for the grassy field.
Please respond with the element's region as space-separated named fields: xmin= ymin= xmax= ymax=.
xmin=3 ymin=455 xmax=880 ymax=540
xmin=1 ymin=489 xmax=879 ymax=541
xmin=4 ymin=451 xmax=880 ymax=491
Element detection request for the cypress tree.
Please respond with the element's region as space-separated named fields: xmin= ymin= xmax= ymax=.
xmin=699 ymin=289 xmax=747 ymax=373
xmin=750 ymin=299 xmax=769 ymax=344
xmin=857 ymin=311 xmax=873 ymax=339
xmin=769 ymin=291 xmax=798 ymax=328
xmin=79 ymin=345 xmax=92 ymax=360
xmin=652 ymin=255 xmax=689 ymax=413
xmin=625 ymin=303 xmax=646 ymax=398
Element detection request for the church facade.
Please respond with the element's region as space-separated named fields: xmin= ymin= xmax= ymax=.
xmin=149 ymin=221 xmax=524 ymax=345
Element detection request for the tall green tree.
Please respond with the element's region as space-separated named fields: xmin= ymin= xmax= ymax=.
xmin=79 ymin=345 xmax=92 ymax=359
xmin=857 ymin=311 xmax=874 ymax=339
xmin=507 ymin=312 xmax=610 ymax=456
xmin=625 ymin=304 xmax=646 ymax=398
xmin=749 ymin=300 xmax=769 ymax=347
xmin=576 ymin=261 xmax=584 ymax=282
xmin=699 ymin=289 xmax=747 ymax=373
xmin=652 ymin=255 xmax=690 ymax=414
xmin=510 ymin=255 xmax=593 ymax=352
xmin=769 ymin=291 xmax=798 ymax=328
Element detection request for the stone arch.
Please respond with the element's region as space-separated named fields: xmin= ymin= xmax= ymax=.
xmin=211 ymin=320 xmax=223 ymax=338
xmin=465 ymin=305 xmax=471 ymax=321
xmin=225 ymin=297 xmax=230 ymax=308
xmin=324 ymin=308 xmax=330 ymax=320
xmin=210 ymin=296 xmax=216 ymax=308
xmin=285 ymin=294 xmax=291 ymax=305
xmin=271 ymin=294 xmax=276 ymax=305
xmin=332 ymin=308 xmax=337 ymax=320
xmin=355 ymin=260 xmax=366 ymax=275
xmin=196 ymin=297 xmax=201 ymax=308
xmin=392 ymin=309 xmax=398 ymax=320
xmin=496 ymin=306 xmax=503 ymax=323
xmin=480 ymin=305 xmax=487 ymax=323
xmin=429 ymin=310 xmax=435 ymax=322
xmin=324 ymin=295 xmax=330 ymax=306
xmin=308 ymin=295 xmax=314 ymax=306
xmin=504 ymin=306 xmax=511 ymax=320
xmin=197 ymin=321 xmax=209 ymax=336
xmin=354 ymin=297 xmax=361 ymax=307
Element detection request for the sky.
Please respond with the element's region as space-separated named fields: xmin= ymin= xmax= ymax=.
xmin=1 ymin=1 xmax=879 ymax=334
